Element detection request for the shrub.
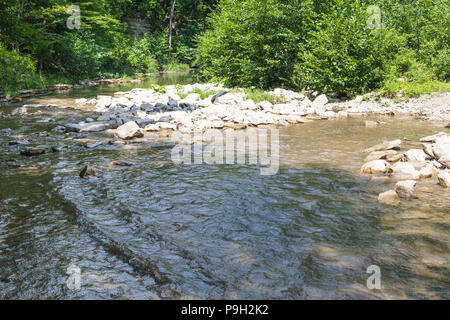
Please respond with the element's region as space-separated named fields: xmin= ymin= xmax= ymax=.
xmin=292 ymin=0 xmax=383 ymax=96
xmin=0 ymin=44 xmax=43 ymax=93
xmin=196 ymin=0 xmax=315 ymax=88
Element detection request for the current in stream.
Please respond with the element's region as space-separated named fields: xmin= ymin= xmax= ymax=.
xmin=0 ymin=72 xmax=449 ymax=299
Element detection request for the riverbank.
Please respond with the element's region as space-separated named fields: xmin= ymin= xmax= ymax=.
xmin=0 ymin=68 xmax=193 ymax=104
xmin=54 ymin=84 xmax=449 ymax=142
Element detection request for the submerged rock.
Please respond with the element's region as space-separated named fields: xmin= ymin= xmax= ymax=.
xmin=79 ymin=165 xmax=100 ymax=179
xmin=107 ymin=160 xmax=133 ymax=167
xmin=365 ymin=120 xmax=378 ymax=128
xmin=364 ymin=139 xmax=402 ymax=153
xmin=20 ymin=147 xmax=46 ymax=157
xmin=364 ymin=150 xmax=398 ymax=162
xmin=378 ymin=190 xmax=400 ymax=205
xmin=65 ymin=121 xmax=117 ymax=133
xmin=395 ymin=180 xmax=417 ymax=199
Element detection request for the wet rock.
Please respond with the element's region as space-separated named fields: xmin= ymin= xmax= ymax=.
xmin=422 ymin=143 xmax=434 ymax=158
xmin=136 ymin=119 xmax=156 ymax=128
xmin=20 ymin=147 xmax=46 ymax=157
xmin=365 ymin=120 xmax=378 ymax=128
xmin=404 ymin=149 xmax=429 ymax=162
xmin=52 ymin=125 xmax=66 ymax=133
xmin=79 ymin=165 xmax=100 ymax=179
xmin=11 ymin=106 xmax=28 ymax=116
xmin=420 ymin=132 xmax=447 ymax=143
xmin=107 ymin=160 xmax=133 ymax=167
xmin=378 ymin=190 xmax=400 ymax=205
xmin=108 ymin=138 xmax=127 ymax=145
xmin=389 ymin=162 xmax=420 ymax=180
xmin=9 ymin=139 xmax=30 ymax=145
xmin=364 ymin=139 xmax=402 ymax=153
xmin=432 ymin=142 xmax=450 ymax=163
xmin=387 ymin=153 xmax=406 ymax=163
xmin=115 ymin=121 xmax=144 ymax=140
xmin=95 ymin=96 xmax=112 ymax=112
xmin=361 ymin=160 xmax=390 ymax=174
xmin=395 ymin=180 xmax=417 ymax=199
xmin=438 ymin=155 xmax=450 ymax=169
xmin=365 ymin=150 xmax=398 ymax=162
xmin=65 ymin=121 xmax=117 ymax=133
xmin=419 ymin=163 xmax=434 ymax=179
xmin=437 ymin=171 xmax=450 ymax=188
xmin=86 ymin=141 xmax=103 ymax=148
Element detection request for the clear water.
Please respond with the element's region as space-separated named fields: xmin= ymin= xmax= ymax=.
xmin=0 ymin=73 xmax=449 ymax=299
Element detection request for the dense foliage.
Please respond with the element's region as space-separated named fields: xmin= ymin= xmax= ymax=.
xmin=0 ymin=0 xmax=217 ymax=92
xmin=0 ymin=0 xmax=448 ymax=96
xmin=198 ymin=0 xmax=449 ymax=96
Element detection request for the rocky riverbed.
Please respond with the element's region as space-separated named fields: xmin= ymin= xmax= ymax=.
xmin=360 ymin=132 xmax=450 ymax=204
xmin=53 ymin=84 xmax=450 ymax=143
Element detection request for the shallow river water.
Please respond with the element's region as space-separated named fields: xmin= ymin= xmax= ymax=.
xmin=0 ymin=72 xmax=449 ymax=299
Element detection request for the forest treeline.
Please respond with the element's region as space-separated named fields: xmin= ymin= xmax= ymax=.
xmin=0 ymin=0 xmax=448 ymax=97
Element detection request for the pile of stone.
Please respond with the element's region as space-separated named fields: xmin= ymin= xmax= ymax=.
xmin=64 ymin=84 xmax=354 ymax=137
xmin=360 ymin=132 xmax=450 ymax=204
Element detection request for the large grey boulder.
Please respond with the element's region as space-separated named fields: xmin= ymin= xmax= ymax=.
xmin=95 ymin=96 xmax=112 ymax=112
xmin=404 ymin=149 xmax=429 ymax=162
xmin=389 ymin=162 xmax=420 ymax=180
xmin=361 ymin=160 xmax=390 ymax=174
xmin=115 ymin=121 xmax=144 ymax=140
xmin=395 ymin=180 xmax=417 ymax=199
xmin=310 ymin=94 xmax=328 ymax=111
xmin=65 ymin=121 xmax=117 ymax=133
xmin=378 ymin=190 xmax=400 ymax=205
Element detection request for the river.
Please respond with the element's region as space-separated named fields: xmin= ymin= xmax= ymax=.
xmin=0 ymin=72 xmax=448 ymax=299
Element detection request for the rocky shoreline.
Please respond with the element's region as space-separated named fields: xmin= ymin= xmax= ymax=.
xmin=56 ymin=83 xmax=450 ymax=141
xmin=360 ymin=132 xmax=450 ymax=204
xmin=0 ymin=69 xmax=193 ymax=104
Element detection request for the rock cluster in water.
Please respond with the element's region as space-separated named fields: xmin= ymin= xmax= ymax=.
xmin=64 ymin=84 xmax=449 ymax=139
xmin=361 ymin=132 xmax=450 ymax=204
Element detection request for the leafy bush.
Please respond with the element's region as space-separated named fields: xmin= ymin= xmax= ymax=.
xmin=197 ymin=0 xmax=315 ymax=88
xmin=292 ymin=0 xmax=384 ymax=96
xmin=0 ymin=44 xmax=44 ymax=93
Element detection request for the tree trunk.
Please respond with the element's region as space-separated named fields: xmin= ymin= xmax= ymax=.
xmin=168 ymin=0 xmax=176 ymax=57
